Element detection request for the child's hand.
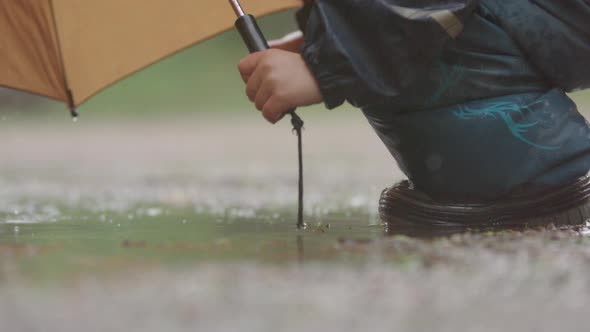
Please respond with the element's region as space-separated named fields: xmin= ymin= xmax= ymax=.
xmin=238 ymin=49 xmax=322 ymax=124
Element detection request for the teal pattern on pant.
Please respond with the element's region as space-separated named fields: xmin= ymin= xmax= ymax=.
xmin=453 ymin=100 xmax=561 ymax=151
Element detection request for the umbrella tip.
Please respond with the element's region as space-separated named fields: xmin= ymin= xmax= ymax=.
xmin=70 ymin=107 xmax=79 ymax=118
xmin=66 ymin=89 xmax=79 ymax=119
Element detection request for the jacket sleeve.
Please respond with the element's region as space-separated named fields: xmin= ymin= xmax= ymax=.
xmin=487 ymin=0 xmax=590 ymax=92
xmin=297 ymin=0 xmax=479 ymax=109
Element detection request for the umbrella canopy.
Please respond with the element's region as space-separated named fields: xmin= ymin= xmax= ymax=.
xmin=0 ymin=0 xmax=300 ymax=113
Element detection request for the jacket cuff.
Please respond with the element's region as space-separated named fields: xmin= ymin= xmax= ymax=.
xmin=300 ymin=42 xmax=348 ymax=109
xmin=296 ymin=3 xmax=357 ymax=109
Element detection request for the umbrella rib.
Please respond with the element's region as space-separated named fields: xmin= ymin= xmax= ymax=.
xmin=48 ymin=0 xmax=77 ymax=117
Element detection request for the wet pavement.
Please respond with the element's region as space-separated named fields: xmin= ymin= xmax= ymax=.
xmin=1 ymin=111 xmax=590 ymax=332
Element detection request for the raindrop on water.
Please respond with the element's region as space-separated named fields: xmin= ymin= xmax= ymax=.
xmin=146 ymin=208 xmax=162 ymax=217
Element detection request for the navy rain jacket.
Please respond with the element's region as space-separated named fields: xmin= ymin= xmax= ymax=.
xmin=297 ymin=0 xmax=590 ymax=200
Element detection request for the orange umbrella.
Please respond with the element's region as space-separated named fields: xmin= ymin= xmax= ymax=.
xmin=0 ymin=0 xmax=300 ymax=116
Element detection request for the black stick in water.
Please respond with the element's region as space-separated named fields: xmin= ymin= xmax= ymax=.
xmin=229 ymin=0 xmax=305 ymax=229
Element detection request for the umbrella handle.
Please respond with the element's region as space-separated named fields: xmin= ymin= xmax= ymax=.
xmin=232 ymin=4 xmax=306 ymax=230
xmin=234 ymin=14 xmax=305 ymax=128
xmin=234 ymin=14 xmax=270 ymax=53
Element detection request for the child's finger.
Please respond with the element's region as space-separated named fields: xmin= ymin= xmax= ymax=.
xmin=262 ymin=96 xmax=288 ymax=124
xmin=254 ymin=79 xmax=273 ymax=111
xmin=245 ymin=67 xmax=265 ymax=102
xmin=238 ymin=52 xmax=264 ymax=83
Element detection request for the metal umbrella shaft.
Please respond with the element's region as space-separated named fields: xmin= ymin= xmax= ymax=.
xmin=230 ymin=0 xmax=305 ymax=229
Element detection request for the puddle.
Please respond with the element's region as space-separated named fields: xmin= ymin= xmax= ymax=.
xmin=1 ymin=201 xmax=589 ymax=283
xmin=0 ymin=204 xmax=379 ymax=280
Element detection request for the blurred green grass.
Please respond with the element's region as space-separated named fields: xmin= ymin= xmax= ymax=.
xmin=0 ymin=8 xmax=589 ymax=118
xmin=571 ymin=90 xmax=590 ymax=112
